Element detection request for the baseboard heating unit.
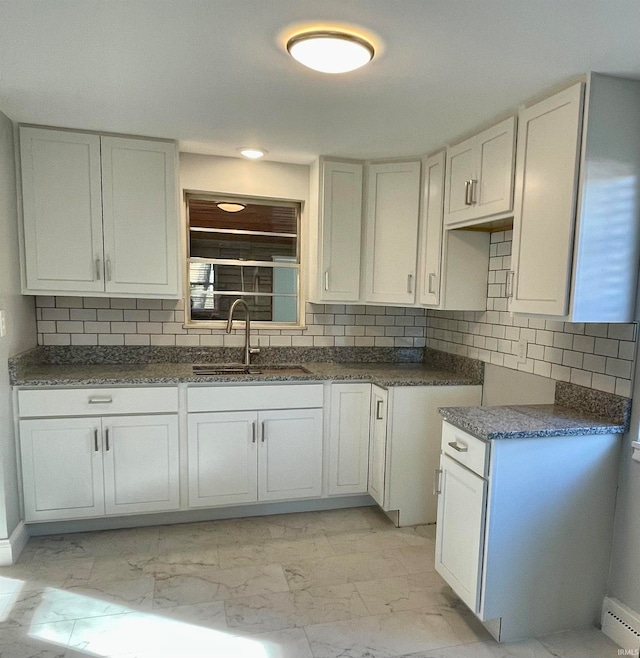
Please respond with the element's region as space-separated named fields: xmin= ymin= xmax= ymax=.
xmin=602 ymin=597 xmax=640 ymax=652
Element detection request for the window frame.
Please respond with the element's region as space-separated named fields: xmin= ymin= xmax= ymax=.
xmin=184 ymin=192 xmax=305 ymax=329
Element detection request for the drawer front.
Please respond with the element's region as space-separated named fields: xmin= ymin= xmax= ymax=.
xmin=441 ymin=421 xmax=489 ymax=477
xmin=188 ymin=384 xmax=324 ymax=412
xmin=18 ymin=387 xmax=178 ymax=418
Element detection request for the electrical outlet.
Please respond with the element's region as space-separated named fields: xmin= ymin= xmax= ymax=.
xmin=517 ymin=338 xmax=528 ymax=364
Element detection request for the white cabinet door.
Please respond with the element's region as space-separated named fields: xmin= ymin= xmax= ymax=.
xmin=510 ymin=84 xmax=584 ymax=316
xmin=319 ymin=161 xmax=363 ymax=302
xmin=20 ymin=128 xmax=104 ymax=293
xmin=188 ymin=411 xmax=258 ymax=507
xmin=101 ymin=137 xmax=179 ymax=297
xmin=364 ymin=161 xmax=421 ymax=305
xmin=20 ymin=417 xmax=105 ymax=521
xmin=435 ymin=453 xmax=487 ymax=613
xmin=103 ymin=415 xmax=179 ymax=515
xmin=418 ymin=152 xmax=445 ymax=306
xmin=367 ymin=386 xmax=388 ymax=508
xmin=258 ymin=408 xmax=323 ymax=501
xmin=444 ymin=139 xmax=477 ymax=226
xmin=328 ymin=383 xmax=371 ymax=495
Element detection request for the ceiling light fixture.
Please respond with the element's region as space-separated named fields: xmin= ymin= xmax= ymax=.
xmin=216 ymin=202 xmax=246 ymax=213
xmin=286 ymin=30 xmax=374 ymax=74
xmin=238 ymin=147 xmax=267 ymax=159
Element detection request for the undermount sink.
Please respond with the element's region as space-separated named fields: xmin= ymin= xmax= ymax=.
xmin=192 ymin=364 xmax=311 ymax=376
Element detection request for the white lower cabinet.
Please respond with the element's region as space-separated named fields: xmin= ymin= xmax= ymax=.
xmin=328 ymin=383 xmax=372 ymax=496
xmin=187 ymin=385 xmax=324 ymax=508
xmin=20 ymin=414 xmax=179 ymax=522
xmin=367 ymin=385 xmax=388 ymax=507
xmin=436 ymin=421 xmax=621 ymax=642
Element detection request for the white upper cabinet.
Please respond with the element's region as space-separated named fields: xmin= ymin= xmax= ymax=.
xmin=314 ymin=160 xmax=363 ymax=302
xmin=509 ymin=75 xmax=640 ymax=321
xmin=364 ymin=161 xmax=421 ymax=305
xmin=19 ymin=126 xmax=180 ymax=298
xmin=444 ymin=116 xmax=516 ymax=228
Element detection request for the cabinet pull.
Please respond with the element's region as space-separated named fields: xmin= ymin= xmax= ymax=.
xmin=106 ymin=258 xmax=112 ymax=281
xmin=105 ymin=428 xmax=110 ymax=451
xmin=428 ymin=273 xmax=437 ymax=294
xmin=506 ymin=270 xmax=515 ymax=298
xmin=94 ymin=429 xmax=99 ymax=452
xmin=434 ymin=468 xmax=442 ymax=495
xmin=448 ymin=440 xmax=468 ymax=453
xmin=252 ymin=421 xmax=256 ymax=443
xmin=470 ymin=179 xmax=478 ymax=204
xmin=261 ymin=420 xmax=266 ymax=442
xmin=88 ymin=396 xmax=113 ymax=404
xmin=324 ymin=271 xmax=329 ymax=291
xmin=464 ymin=180 xmax=473 ymax=205
xmin=407 ymin=274 xmax=413 ymax=294
xmin=376 ymin=399 xmax=384 ymax=420
xmin=95 ymin=258 xmax=101 ymax=281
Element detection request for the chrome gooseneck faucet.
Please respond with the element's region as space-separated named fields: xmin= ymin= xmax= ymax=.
xmin=226 ymin=298 xmax=260 ymax=366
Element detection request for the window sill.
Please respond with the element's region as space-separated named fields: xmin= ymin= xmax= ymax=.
xmin=184 ymin=321 xmax=307 ymax=332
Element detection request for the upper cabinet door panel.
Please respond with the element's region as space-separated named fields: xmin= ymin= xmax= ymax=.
xmin=364 ymin=161 xmax=421 ymax=305
xmin=320 ymin=161 xmax=363 ymax=302
xmin=510 ymin=84 xmax=584 ymax=316
xmin=444 ymin=140 xmax=477 ymax=224
xmin=20 ymin=128 xmax=104 ymax=293
xmin=101 ymin=137 xmax=179 ymax=297
xmin=476 ymin=116 xmax=516 ymax=217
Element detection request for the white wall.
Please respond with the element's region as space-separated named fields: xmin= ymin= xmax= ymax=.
xmin=0 ymin=111 xmax=37 ymax=538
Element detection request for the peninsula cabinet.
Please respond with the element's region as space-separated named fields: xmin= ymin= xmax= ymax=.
xmin=436 ymin=422 xmax=620 ymax=642
xmin=444 ymin=115 xmax=516 ymax=228
xmin=509 ymin=74 xmax=640 ymax=321
xmin=18 ymin=386 xmax=180 ymax=522
xmin=19 ymin=126 xmax=180 ymax=298
xmin=417 ymin=151 xmax=489 ymax=310
xmin=187 ymin=384 xmax=323 ymax=507
xmin=363 ymin=161 xmax=421 ymax=305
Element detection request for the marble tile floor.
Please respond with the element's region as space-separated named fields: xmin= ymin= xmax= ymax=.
xmin=0 ymin=507 xmax=621 ymax=657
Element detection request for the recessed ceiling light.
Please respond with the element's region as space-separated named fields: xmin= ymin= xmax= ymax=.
xmin=286 ymin=30 xmax=374 ymax=74
xmin=238 ymin=148 xmax=267 ymax=159
xmin=216 ymin=202 xmax=246 ymax=213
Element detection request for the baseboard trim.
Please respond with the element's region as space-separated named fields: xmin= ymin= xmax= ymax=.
xmin=0 ymin=522 xmax=29 ymax=565
xmin=602 ymin=597 xmax=640 ymax=651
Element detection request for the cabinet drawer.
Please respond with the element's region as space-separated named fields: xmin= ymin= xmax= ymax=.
xmin=441 ymin=421 xmax=489 ymax=477
xmin=187 ymin=384 xmax=324 ymax=412
xmin=18 ymin=387 xmax=178 ymax=418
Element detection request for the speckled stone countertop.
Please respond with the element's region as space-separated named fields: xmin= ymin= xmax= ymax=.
xmin=9 ymin=346 xmax=483 ymax=388
xmin=439 ymin=403 xmax=628 ymax=441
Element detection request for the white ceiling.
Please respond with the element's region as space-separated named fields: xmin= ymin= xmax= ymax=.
xmin=1 ymin=0 xmax=640 ymax=164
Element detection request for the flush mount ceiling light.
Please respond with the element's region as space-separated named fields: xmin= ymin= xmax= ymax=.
xmin=286 ymin=30 xmax=374 ymax=74
xmin=238 ymin=147 xmax=267 ymax=159
xmin=216 ymin=202 xmax=246 ymax=213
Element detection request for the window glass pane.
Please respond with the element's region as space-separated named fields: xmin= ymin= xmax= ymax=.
xmin=189 ymin=293 xmax=298 ymax=323
xmin=190 ymin=232 xmax=297 ymax=261
xmin=189 ymin=263 xmax=297 ymax=295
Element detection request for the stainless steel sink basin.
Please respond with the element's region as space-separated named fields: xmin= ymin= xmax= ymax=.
xmin=192 ymin=364 xmax=311 ymax=376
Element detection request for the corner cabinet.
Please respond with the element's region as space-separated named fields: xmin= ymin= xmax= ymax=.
xmin=444 ymin=116 xmax=516 ymax=228
xmin=19 ymin=126 xmax=180 ymax=299
xmin=509 ymin=74 xmax=640 ymax=321
xmin=363 ymin=161 xmax=421 ymax=305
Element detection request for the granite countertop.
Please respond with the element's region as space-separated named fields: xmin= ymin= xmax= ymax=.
xmin=10 ymin=360 xmax=481 ymax=388
xmin=439 ymin=404 xmax=628 ymax=440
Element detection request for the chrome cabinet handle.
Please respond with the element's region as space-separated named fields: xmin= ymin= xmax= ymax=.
xmin=448 ymin=441 xmax=468 ymax=453
xmin=376 ymin=399 xmax=384 ymax=420
xmin=252 ymin=421 xmax=256 ymax=444
xmin=94 ymin=429 xmax=99 ymax=452
xmin=407 ymin=274 xmax=413 ymax=294
xmin=106 ymin=258 xmax=112 ymax=281
xmin=434 ymin=469 xmax=442 ymax=495
xmin=428 ymin=273 xmax=437 ymax=294
xmin=261 ymin=420 xmax=266 ymax=442
xmin=88 ymin=396 xmax=113 ymax=404
xmin=105 ymin=428 xmax=110 ymax=451
xmin=464 ymin=180 xmax=473 ymax=205
xmin=95 ymin=258 xmax=101 ymax=281
xmin=324 ymin=271 xmax=329 ymax=291
xmin=506 ymin=270 xmax=515 ymax=298
xmin=470 ymin=179 xmax=478 ymax=204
